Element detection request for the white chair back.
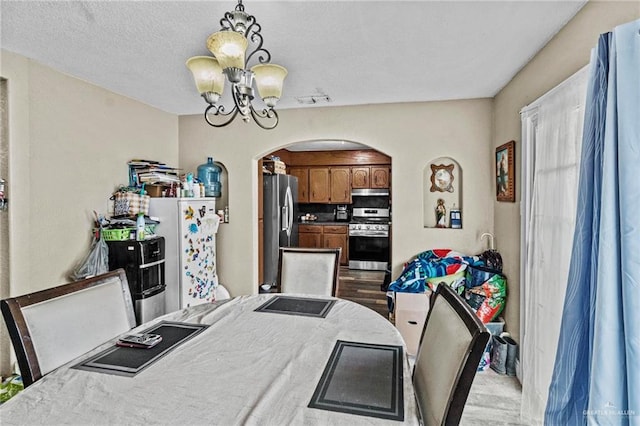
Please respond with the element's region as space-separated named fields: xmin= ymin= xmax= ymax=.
xmin=277 ymin=248 xmax=341 ymax=296
xmin=1 ymin=269 xmax=136 ymax=386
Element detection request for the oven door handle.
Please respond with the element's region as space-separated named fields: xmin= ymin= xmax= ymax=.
xmin=349 ymin=231 xmax=389 ymax=238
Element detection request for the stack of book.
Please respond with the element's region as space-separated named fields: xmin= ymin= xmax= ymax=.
xmin=128 ymin=160 xmax=181 ymax=187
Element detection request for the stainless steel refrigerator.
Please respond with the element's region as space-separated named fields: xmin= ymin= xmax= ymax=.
xmin=263 ymin=174 xmax=298 ymax=286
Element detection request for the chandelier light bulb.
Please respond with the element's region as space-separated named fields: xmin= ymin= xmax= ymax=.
xmin=207 ymin=31 xmax=248 ymax=71
xmin=185 ymin=56 xmax=225 ymax=102
xmin=251 ymin=63 xmax=288 ymax=107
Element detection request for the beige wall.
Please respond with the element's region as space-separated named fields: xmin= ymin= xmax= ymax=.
xmin=178 ymin=99 xmax=495 ymax=297
xmin=0 ymin=50 xmax=179 ymax=375
xmin=493 ymin=1 xmax=640 ymax=341
xmin=1 ymin=78 xmax=10 ymax=376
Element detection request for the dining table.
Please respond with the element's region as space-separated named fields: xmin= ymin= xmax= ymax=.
xmin=0 ymin=293 xmax=420 ymax=425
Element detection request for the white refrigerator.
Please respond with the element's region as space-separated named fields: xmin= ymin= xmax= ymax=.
xmin=149 ymin=198 xmax=220 ymax=312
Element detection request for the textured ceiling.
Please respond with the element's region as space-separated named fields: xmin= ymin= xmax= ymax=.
xmin=1 ymin=1 xmax=586 ymax=116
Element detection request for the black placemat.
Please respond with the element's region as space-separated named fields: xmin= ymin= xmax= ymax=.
xmin=308 ymin=340 xmax=404 ymax=421
xmin=254 ymin=295 xmax=336 ymax=318
xmin=73 ymin=321 xmax=208 ymax=377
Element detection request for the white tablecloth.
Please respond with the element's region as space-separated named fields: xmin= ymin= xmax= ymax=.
xmin=1 ymin=294 xmax=419 ymax=425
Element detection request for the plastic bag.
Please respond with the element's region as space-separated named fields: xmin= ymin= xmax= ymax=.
xmin=0 ymin=375 xmax=23 ymax=403
xmin=72 ymin=234 xmax=109 ymax=280
xmin=462 ymin=264 xmax=507 ymax=323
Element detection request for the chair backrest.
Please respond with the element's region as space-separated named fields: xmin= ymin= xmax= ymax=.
xmin=412 ymin=283 xmax=490 ymax=426
xmin=277 ymin=247 xmax=341 ymax=296
xmin=1 ymin=269 xmax=136 ymax=387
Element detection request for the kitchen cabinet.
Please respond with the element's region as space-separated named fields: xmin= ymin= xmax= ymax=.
xmin=351 ymin=166 xmax=390 ymax=189
xmin=351 ymin=167 xmax=370 ymax=189
xmin=329 ymin=167 xmax=351 ymax=203
xmin=322 ymin=225 xmax=348 ymax=265
xmin=289 ymin=167 xmax=309 ymax=203
xmin=307 ymin=167 xmax=351 ymax=204
xmin=309 ymin=168 xmax=330 ymax=203
xmin=299 ymin=224 xmax=348 ymax=266
xmin=299 ymin=224 xmax=323 ymax=248
xmin=371 ymin=166 xmax=390 ymax=188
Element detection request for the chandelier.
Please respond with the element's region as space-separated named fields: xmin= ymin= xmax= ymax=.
xmin=186 ymin=0 xmax=288 ymax=130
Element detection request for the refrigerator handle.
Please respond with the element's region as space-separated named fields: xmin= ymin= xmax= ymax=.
xmin=287 ymin=186 xmax=294 ymax=236
xmin=281 ymin=203 xmax=288 ymax=231
xmin=284 ymin=186 xmax=293 ymax=236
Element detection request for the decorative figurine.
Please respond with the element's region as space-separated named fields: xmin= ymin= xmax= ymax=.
xmin=436 ymin=199 xmax=447 ymax=228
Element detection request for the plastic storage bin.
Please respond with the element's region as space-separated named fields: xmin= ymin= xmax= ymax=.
xmin=99 ymin=225 xmax=156 ymax=241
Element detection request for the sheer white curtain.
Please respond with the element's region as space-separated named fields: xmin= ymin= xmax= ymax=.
xmin=519 ymin=67 xmax=588 ymax=424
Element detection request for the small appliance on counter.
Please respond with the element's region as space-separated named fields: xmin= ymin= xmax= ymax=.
xmin=335 ymin=205 xmax=349 ymax=222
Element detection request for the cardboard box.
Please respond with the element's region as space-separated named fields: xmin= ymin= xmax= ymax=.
xmin=485 ymin=317 xmax=505 ymax=336
xmin=394 ymin=291 xmax=432 ymax=356
xmin=263 ymin=160 xmax=286 ymax=174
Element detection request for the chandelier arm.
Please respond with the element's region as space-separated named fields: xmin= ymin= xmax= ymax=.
xmin=204 ymin=104 xmax=240 ymax=128
xmin=249 ymin=105 xmax=278 ymax=130
xmin=219 ymin=11 xmax=235 ymax=31
xmin=243 ymin=15 xmax=257 ymax=36
xmin=244 ymin=22 xmax=272 ymax=66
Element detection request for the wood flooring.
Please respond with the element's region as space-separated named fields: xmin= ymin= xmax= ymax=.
xmin=337 ymin=266 xmax=389 ymax=317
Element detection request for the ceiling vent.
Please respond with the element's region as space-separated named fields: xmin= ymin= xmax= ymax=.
xmin=295 ymin=92 xmax=332 ymax=105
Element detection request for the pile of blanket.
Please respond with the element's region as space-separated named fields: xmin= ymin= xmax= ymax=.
xmin=388 ymin=249 xmax=506 ymax=323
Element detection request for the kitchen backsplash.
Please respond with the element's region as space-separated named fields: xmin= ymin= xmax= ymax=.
xmin=298 ymin=203 xmax=350 ymax=222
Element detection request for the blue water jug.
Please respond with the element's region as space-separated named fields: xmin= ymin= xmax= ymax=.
xmin=197 ymin=157 xmax=221 ymax=197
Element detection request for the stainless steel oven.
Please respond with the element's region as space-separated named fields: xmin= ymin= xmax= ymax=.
xmin=349 ymin=207 xmax=390 ymax=271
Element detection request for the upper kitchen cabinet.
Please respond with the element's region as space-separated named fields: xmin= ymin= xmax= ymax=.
xmin=371 ymin=166 xmax=390 ymax=188
xmin=289 ymin=167 xmax=309 ymax=203
xmin=351 ymin=166 xmax=390 ymax=189
xmin=351 ymin=167 xmax=370 ymax=189
xmin=309 ymin=168 xmax=330 ymax=203
xmin=329 ymin=167 xmax=351 ymax=203
xmin=308 ymin=167 xmax=351 ymax=204
xmin=269 ymin=149 xmax=391 ymax=204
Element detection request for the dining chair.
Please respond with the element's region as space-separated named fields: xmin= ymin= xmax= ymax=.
xmin=412 ymin=283 xmax=490 ymax=426
xmin=0 ymin=269 xmax=136 ymax=387
xmin=277 ymin=247 xmax=341 ymax=296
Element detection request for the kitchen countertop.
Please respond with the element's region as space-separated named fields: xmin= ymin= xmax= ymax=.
xmin=298 ymin=221 xmax=350 ymax=226
xmin=298 ymin=221 xmax=393 ymax=226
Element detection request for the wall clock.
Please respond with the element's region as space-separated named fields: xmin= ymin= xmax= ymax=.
xmin=430 ymin=164 xmax=455 ymax=193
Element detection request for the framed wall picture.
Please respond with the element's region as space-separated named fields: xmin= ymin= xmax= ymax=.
xmin=496 ymin=141 xmax=515 ymax=202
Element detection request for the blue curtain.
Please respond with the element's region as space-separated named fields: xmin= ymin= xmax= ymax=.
xmin=545 ymin=19 xmax=640 ymax=426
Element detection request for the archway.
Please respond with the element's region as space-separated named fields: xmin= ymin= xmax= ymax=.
xmin=255 ymin=139 xmax=393 ymax=317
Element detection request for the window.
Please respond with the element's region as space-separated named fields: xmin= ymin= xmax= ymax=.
xmin=519 ymin=66 xmax=588 ymax=423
